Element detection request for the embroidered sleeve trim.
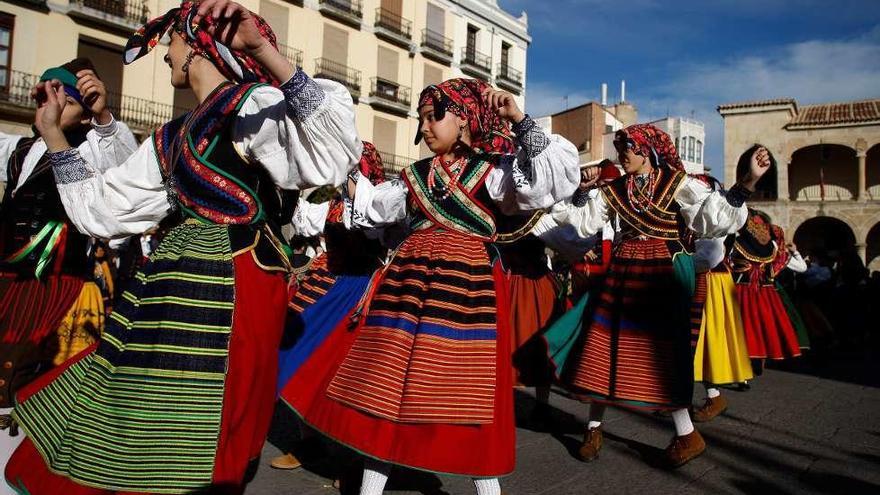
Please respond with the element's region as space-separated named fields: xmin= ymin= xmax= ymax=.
xmin=572 ymin=188 xmax=591 ymax=207
xmin=513 ymin=114 xmax=550 ymax=160
xmin=49 ymin=148 xmax=94 ymax=184
xmin=281 ymin=69 xmax=325 ymax=122
xmin=725 ymin=182 xmax=753 ymax=207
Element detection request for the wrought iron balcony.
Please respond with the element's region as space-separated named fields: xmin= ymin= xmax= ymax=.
xmin=279 ymin=44 xmax=303 ymax=68
xmin=460 ymin=47 xmax=491 ymax=80
xmin=374 ymin=8 xmax=412 ymax=48
xmin=420 ymin=29 xmax=453 ymax=65
xmin=318 ymin=0 xmax=362 ymax=28
xmin=69 ymin=0 xmax=149 ymax=32
xmin=369 ymin=77 xmax=411 ymax=116
xmin=495 ymin=63 xmax=522 ymax=94
xmin=314 ymin=58 xmax=361 ymax=99
xmin=379 ymin=151 xmax=415 ymax=174
xmin=0 ymin=70 xmax=184 ymax=133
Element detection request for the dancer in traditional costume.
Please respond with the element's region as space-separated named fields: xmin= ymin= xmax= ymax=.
xmin=271 ymin=142 xmax=388 ymax=471
xmin=690 ymin=235 xmax=754 ymax=422
xmin=552 ymin=126 xmax=770 ymax=467
xmin=282 ymin=78 xmax=579 ymax=494
xmin=730 ymin=210 xmax=804 ymax=364
xmin=5 ymin=1 xmax=360 ymax=493
xmin=769 ymin=225 xmax=810 ymax=350
xmin=0 ymin=59 xmax=137 ymax=493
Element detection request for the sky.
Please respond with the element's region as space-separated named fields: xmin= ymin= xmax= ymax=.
xmin=498 ymin=0 xmax=880 ymax=170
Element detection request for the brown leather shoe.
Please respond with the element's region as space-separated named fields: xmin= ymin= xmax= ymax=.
xmin=577 ymin=425 xmax=603 ymax=462
xmin=693 ymin=395 xmax=728 ymax=423
xmin=270 ymin=452 xmax=302 ymax=470
xmin=665 ymin=429 xmax=706 ymax=468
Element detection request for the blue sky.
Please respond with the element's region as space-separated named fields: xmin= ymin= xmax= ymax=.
xmin=499 ymin=0 xmax=880 ymax=170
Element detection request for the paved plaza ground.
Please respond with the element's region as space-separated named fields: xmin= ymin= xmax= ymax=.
xmin=246 ymin=349 xmax=880 ymax=494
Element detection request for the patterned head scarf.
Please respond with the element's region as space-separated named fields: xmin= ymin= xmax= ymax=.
xmin=124 ymin=1 xmax=279 ymax=84
xmin=415 ymin=78 xmax=515 ymax=154
xmin=358 ymin=141 xmax=386 ymax=186
xmin=613 ymin=123 xmax=684 ymax=171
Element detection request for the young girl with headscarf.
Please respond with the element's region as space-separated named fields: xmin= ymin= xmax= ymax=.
xmin=553 ymin=124 xmax=770 ymax=467
xmin=5 ymin=0 xmax=360 ymax=493
xmin=282 ymin=78 xmax=579 ymax=494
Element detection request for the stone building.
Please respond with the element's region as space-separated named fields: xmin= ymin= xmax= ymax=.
xmin=718 ymin=97 xmax=880 ymax=271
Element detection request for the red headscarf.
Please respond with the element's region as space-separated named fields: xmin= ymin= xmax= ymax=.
xmin=124 ymin=1 xmax=279 ymax=85
xmin=614 ymin=123 xmax=684 ymax=171
xmin=358 ymin=141 xmax=386 ymax=185
xmin=415 ymin=78 xmax=515 ymax=154
xmin=326 ymin=142 xmax=386 ymax=224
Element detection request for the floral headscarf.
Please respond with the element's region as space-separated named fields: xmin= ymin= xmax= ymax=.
xmin=415 ymin=78 xmax=515 ymax=154
xmin=124 ymin=1 xmax=279 ymax=85
xmin=614 ymin=123 xmax=684 ymax=171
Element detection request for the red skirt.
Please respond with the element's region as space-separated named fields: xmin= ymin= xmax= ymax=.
xmin=508 ymin=272 xmax=559 ymax=386
xmin=5 ymin=253 xmax=288 ymax=494
xmin=280 ymin=248 xmax=515 ymax=477
xmin=736 ymin=283 xmax=801 ymax=360
xmin=0 ymin=272 xmax=83 ymax=345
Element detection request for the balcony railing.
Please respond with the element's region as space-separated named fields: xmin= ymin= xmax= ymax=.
xmin=460 ymin=47 xmax=491 ymax=79
xmin=70 ymin=0 xmax=149 ymax=29
xmin=314 ymin=58 xmax=361 ymax=99
xmin=421 ymin=29 xmax=453 ymax=65
xmin=279 ymin=44 xmax=303 ymax=68
xmin=318 ymin=0 xmax=362 ymax=28
xmin=379 ymin=151 xmax=415 ymax=174
xmin=374 ymin=8 xmax=412 ymax=47
xmin=495 ymin=63 xmax=522 ymax=93
xmin=0 ymin=70 xmax=185 ymax=132
xmin=369 ymin=77 xmax=411 ymax=115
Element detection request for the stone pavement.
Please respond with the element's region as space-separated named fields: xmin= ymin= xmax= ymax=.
xmin=246 ymin=352 xmax=880 ymax=494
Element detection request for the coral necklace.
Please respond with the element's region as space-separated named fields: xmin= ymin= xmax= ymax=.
xmin=626 ymin=169 xmax=659 ymax=212
xmin=427 ymin=154 xmax=468 ymax=200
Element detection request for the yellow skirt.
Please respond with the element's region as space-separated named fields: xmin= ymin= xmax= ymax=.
xmin=53 ymin=281 xmax=105 ymax=365
xmin=694 ymin=272 xmax=754 ymax=385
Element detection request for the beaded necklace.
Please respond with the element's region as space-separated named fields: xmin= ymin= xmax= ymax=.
xmin=427 ymin=154 xmax=468 ymax=200
xmin=626 ymin=168 xmax=659 ymax=213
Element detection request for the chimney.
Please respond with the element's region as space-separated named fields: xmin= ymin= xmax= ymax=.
xmin=601 ymin=83 xmax=607 ymax=106
xmin=621 ymin=80 xmax=626 ymax=103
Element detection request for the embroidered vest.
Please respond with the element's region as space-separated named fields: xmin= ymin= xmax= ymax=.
xmin=0 ymin=137 xmax=90 ymax=278
xmin=153 ymin=82 xmax=297 ymax=270
xmin=602 ymin=168 xmax=688 ymax=242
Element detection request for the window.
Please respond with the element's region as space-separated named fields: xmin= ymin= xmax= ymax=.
xmin=688 ymin=136 xmax=696 ymax=162
xmin=323 ymin=24 xmax=348 ymax=65
xmin=426 ymin=3 xmax=444 ymax=37
xmin=696 ymin=140 xmax=703 ymax=164
xmin=259 ymin=0 xmax=289 ymax=44
xmin=500 ymin=42 xmax=510 ymax=71
xmin=78 ymin=37 xmax=124 ymax=97
xmin=0 ymin=13 xmax=13 ymax=91
xmin=423 ymin=64 xmax=442 ymax=87
xmin=466 ymin=24 xmax=478 ymax=57
xmin=675 ymin=137 xmax=680 ymax=153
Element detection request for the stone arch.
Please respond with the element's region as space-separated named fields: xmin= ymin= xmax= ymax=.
xmin=789 ymin=144 xmax=858 ymax=201
xmin=792 ymin=216 xmax=857 ymax=260
xmin=867 ymin=222 xmax=880 ymax=273
xmin=866 ymin=143 xmax=880 ymax=201
xmin=736 ymin=144 xmax=777 ymax=200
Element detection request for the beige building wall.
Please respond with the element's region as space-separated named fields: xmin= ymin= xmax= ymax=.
xmin=0 ymin=0 xmax=530 ymax=167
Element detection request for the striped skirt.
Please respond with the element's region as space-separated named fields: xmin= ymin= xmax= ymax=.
xmin=283 ymin=229 xmax=515 ymax=477
xmin=736 ymin=282 xmax=802 ymax=360
xmin=6 ymin=223 xmax=288 ymax=494
xmin=568 ymin=238 xmax=695 ymax=410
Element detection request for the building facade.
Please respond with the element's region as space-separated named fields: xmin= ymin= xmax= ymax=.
xmin=649 ymin=116 xmax=705 ymax=174
xmin=718 ymin=97 xmax=880 ymax=270
xmin=0 ymin=0 xmax=530 ymax=175
xmin=537 ymin=100 xmax=634 ymax=166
